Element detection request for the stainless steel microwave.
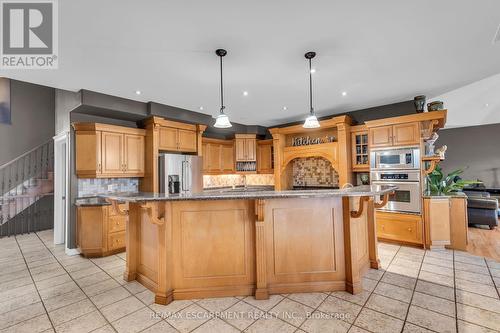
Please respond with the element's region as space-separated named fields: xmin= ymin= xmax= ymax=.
xmin=370 ymin=147 xmax=420 ymax=170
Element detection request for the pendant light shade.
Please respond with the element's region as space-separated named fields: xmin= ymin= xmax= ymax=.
xmin=214 ymin=49 xmax=232 ymax=128
xmin=214 ymin=113 xmax=232 ymax=128
xmin=303 ymin=51 xmax=320 ymax=129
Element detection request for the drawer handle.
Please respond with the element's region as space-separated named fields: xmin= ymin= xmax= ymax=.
xmin=408 ymin=228 xmax=412 ymax=232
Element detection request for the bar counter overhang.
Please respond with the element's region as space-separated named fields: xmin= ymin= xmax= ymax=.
xmin=104 ymin=185 xmax=395 ymax=305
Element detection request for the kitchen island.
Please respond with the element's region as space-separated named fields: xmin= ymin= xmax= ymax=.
xmin=104 ymin=185 xmax=395 ymax=305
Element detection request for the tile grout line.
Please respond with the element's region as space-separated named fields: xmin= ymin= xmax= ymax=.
xmin=485 ymin=258 xmax=500 ymax=299
xmin=33 ymin=231 xmax=119 ymax=333
xmin=398 ymin=248 xmax=425 ymax=333
xmin=13 ymin=235 xmax=56 ymax=332
xmin=331 ymin=245 xmax=404 ymax=333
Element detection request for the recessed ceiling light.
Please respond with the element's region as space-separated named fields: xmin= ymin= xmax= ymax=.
xmin=243 ymin=91 xmax=249 ymax=96
xmin=342 ymin=91 xmax=347 ymax=96
xmin=135 ymin=90 xmax=141 ymax=95
xmin=199 ymin=106 xmax=204 ymax=111
xmin=485 ymin=103 xmax=489 ymax=107
xmin=310 ymin=68 xmax=316 ymax=74
xmin=283 ymin=106 xmax=287 ymax=111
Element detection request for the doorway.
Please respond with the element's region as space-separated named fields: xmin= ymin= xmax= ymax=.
xmin=53 ymin=132 xmax=70 ymax=248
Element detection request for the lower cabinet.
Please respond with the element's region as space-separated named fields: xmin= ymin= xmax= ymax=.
xmin=423 ymin=196 xmax=468 ymax=250
xmin=376 ymin=211 xmax=423 ymax=245
xmin=77 ymin=204 xmax=128 ymax=257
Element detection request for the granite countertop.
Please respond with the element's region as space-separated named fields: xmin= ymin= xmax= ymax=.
xmin=75 ymin=196 xmax=126 ymax=206
xmin=422 ymin=192 xmax=468 ymax=199
xmin=100 ymin=185 xmax=397 ymax=203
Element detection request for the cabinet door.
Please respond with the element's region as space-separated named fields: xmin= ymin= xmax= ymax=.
xmin=123 ymin=134 xmax=145 ymax=175
xmin=221 ymin=144 xmax=234 ymax=173
xmin=393 ymin=123 xmax=420 ymax=146
xmin=76 ymin=130 xmax=102 ymax=177
xmin=369 ymin=126 xmax=393 ymax=148
xmin=245 ymin=139 xmax=256 ymax=161
xmin=159 ymin=127 xmax=178 ymax=151
xmin=235 ymin=139 xmax=246 ymax=161
xmin=257 ymin=144 xmax=273 ymax=173
xmin=101 ymin=132 xmax=124 ymax=175
xmin=207 ymin=144 xmax=222 ymax=172
xmin=178 ymin=129 xmax=197 ymax=152
xmin=352 ymin=132 xmax=369 ymax=170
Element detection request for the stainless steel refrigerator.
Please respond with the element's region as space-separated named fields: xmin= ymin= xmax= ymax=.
xmin=158 ymin=154 xmax=203 ymax=194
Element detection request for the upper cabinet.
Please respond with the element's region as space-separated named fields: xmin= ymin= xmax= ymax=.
xmin=159 ymin=125 xmax=197 ymax=152
xmin=74 ymin=123 xmax=146 ymax=178
xmin=351 ymin=126 xmax=369 ymax=171
xmin=235 ymin=134 xmax=257 ymax=161
xmin=202 ymin=138 xmax=234 ymax=174
xmin=257 ymin=140 xmax=274 ymax=174
xmin=369 ymin=122 xmax=420 ymax=148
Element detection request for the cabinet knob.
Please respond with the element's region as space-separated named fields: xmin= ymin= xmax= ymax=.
xmin=408 ymin=228 xmax=412 ymax=232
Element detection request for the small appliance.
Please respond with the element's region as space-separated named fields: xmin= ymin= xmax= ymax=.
xmin=370 ymin=147 xmax=420 ymax=170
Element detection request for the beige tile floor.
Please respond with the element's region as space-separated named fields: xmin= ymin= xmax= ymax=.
xmin=1 ymin=230 xmax=500 ymax=333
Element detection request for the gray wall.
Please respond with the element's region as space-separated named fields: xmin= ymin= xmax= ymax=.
xmin=439 ymin=123 xmax=500 ymax=188
xmin=0 ymin=80 xmax=55 ymax=165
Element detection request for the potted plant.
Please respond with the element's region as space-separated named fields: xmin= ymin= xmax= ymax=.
xmin=427 ymin=166 xmax=481 ymax=195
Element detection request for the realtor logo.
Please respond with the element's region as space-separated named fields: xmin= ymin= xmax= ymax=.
xmin=0 ymin=0 xmax=58 ymax=69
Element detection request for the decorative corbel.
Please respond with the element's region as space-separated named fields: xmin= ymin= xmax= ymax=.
xmin=350 ymin=196 xmax=369 ymax=218
xmin=106 ymin=199 xmax=129 ymax=216
xmin=141 ymin=202 xmax=165 ymax=225
xmin=374 ymin=193 xmax=391 ymax=209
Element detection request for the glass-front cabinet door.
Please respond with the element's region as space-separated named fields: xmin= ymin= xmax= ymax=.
xmin=352 ymin=131 xmax=369 ymax=171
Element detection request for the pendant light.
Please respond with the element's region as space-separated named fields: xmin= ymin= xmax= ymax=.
xmin=303 ymin=51 xmax=320 ymax=128
xmin=213 ymin=49 xmax=232 ymax=128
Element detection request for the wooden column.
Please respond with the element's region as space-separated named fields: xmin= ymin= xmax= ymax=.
xmin=366 ymin=197 xmax=380 ymax=269
xmin=140 ymin=119 xmax=160 ymax=192
xmin=124 ymin=202 xmax=138 ymax=281
xmin=141 ymin=202 xmax=173 ymax=305
xmin=254 ymin=199 xmax=269 ymax=300
xmin=343 ymin=197 xmax=362 ymax=294
xmin=196 ymin=125 xmax=207 ymax=157
xmin=337 ymin=122 xmax=353 ymax=186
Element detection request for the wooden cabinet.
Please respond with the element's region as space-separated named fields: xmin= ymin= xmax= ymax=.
xmin=423 ymin=197 xmax=451 ymax=250
xmin=159 ymin=126 xmax=197 ymax=152
xmin=369 ymin=122 xmax=420 ymax=148
xmin=376 ymin=211 xmax=423 ymax=245
xmin=351 ymin=128 xmax=369 ymax=171
xmin=202 ymin=138 xmax=234 ymax=174
xmin=124 ymin=134 xmax=145 ymax=175
xmin=77 ymin=203 xmax=128 ymax=257
xmin=221 ymin=144 xmax=235 ymax=173
xmin=423 ymin=196 xmax=468 ymax=250
xmin=235 ymin=134 xmax=257 ymax=161
xmin=75 ymin=123 xmax=146 ymax=178
xmin=158 ymin=127 xmax=178 ymax=151
xmin=257 ymin=140 xmax=274 ymax=174
xmin=101 ymin=131 xmax=124 ymax=174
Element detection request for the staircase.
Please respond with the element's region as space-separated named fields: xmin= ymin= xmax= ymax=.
xmin=0 ymin=140 xmax=54 ymax=237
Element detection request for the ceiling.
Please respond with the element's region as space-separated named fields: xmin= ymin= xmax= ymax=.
xmin=2 ymin=0 xmax=500 ymax=127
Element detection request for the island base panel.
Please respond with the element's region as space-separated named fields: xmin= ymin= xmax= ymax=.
xmin=124 ymin=196 xmax=376 ymax=304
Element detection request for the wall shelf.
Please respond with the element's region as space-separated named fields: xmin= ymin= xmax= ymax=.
xmin=422 ymin=155 xmax=445 ymax=175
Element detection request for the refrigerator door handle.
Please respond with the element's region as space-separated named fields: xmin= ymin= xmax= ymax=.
xmin=186 ymin=160 xmax=192 ymax=191
xmin=181 ymin=160 xmax=186 ymax=192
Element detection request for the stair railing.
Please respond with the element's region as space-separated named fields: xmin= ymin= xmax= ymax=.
xmin=0 ymin=139 xmax=54 ymax=231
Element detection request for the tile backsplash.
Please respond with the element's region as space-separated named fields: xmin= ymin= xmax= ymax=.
xmin=77 ymin=178 xmax=139 ymax=197
xmin=203 ymin=174 xmax=275 ymax=188
xmin=292 ymin=157 xmax=339 ymax=187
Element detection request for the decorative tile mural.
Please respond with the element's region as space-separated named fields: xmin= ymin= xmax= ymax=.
xmin=292 ymin=157 xmax=339 ymax=187
xmin=203 ymin=174 xmax=275 ymax=188
xmin=77 ymin=178 xmax=139 ymax=197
